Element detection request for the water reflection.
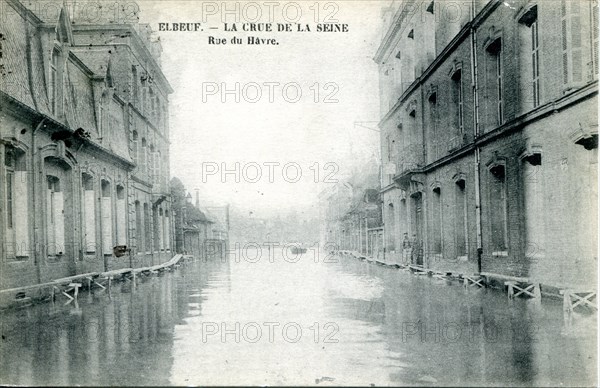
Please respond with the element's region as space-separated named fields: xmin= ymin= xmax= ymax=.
xmin=0 ymin=250 xmax=596 ymax=386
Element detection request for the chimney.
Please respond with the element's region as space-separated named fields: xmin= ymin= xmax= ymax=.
xmin=195 ymin=189 xmax=200 ymax=208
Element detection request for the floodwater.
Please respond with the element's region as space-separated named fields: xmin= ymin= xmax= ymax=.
xmin=0 ymin=248 xmax=596 ymax=386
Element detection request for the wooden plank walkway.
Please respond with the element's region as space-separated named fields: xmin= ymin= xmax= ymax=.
xmin=1 ymin=255 xmax=186 ymax=308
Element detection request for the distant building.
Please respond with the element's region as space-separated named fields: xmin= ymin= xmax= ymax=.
xmin=375 ymin=0 xmax=597 ymax=291
xmin=170 ymin=178 xmax=229 ymax=260
xmin=319 ymin=162 xmax=383 ymax=258
xmin=0 ymin=0 xmax=174 ymax=289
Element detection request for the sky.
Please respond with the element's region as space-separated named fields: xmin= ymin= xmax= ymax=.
xmin=138 ymin=1 xmax=386 ymax=217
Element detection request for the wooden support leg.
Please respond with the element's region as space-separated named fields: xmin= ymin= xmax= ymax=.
xmin=563 ymin=290 xmax=573 ymax=313
xmin=507 ymin=283 xmax=515 ymax=299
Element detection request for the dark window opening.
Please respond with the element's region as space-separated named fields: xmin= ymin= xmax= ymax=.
xmin=427 ymin=1 xmax=434 ymax=14
xmin=489 ymin=164 xmax=508 ymax=252
xmin=575 ymin=134 xmax=598 ymax=150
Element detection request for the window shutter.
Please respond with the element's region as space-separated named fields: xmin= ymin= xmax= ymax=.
xmin=562 ymin=1 xmax=570 ymax=84
xmin=562 ymin=14 xmax=569 ymax=84
xmin=117 ymin=197 xmax=127 ymax=245
xmin=84 ymin=189 xmax=96 ymax=252
xmin=53 ymin=191 xmax=65 ymax=255
xmin=14 ymin=172 xmax=29 ymax=257
xmin=571 ymin=2 xmax=583 ymax=83
xmin=46 ymin=187 xmax=55 ymax=256
xmin=592 ymin=0 xmax=599 ymax=78
xmin=102 ymin=196 xmax=112 ymax=253
xmin=562 ymin=0 xmax=588 ymax=87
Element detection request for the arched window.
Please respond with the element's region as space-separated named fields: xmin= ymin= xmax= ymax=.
xmin=451 ymin=69 xmax=463 ymax=133
xmin=164 ymin=210 xmax=170 ymax=251
xmin=521 ymin=149 xmax=544 ymax=260
xmin=518 ymin=5 xmax=541 ymax=110
xmin=430 ymin=186 xmax=442 ymax=254
xmin=427 ymin=90 xmax=438 ymax=159
xmin=486 ymin=37 xmax=503 ymax=126
xmin=5 ymin=146 xmax=28 ymax=259
xmin=132 ymin=130 xmax=139 ymax=164
xmin=454 ymin=179 xmax=468 ymax=258
xmin=158 ymin=207 xmax=164 ymax=251
xmin=153 ymin=205 xmax=160 ymax=252
xmin=387 ymin=203 xmax=396 ymax=251
xmin=489 ymin=164 xmax=508 ymax=254
xmin=46 ymin=175 xmax=64 ymax=256
xmin=44 ymin=156 xmax=72 ymax=261
xmin=131 ymin=65 xmax=139 ymax=103
xmin=49 ymin=49 xmax=59 ymax=114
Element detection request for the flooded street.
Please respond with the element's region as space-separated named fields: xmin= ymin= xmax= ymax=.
xmin=0 ymin=249 xmax=596 ymax=386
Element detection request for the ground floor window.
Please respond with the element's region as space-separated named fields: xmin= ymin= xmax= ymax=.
xmin=116 ymin=185 xmax=127 ymax=246
xmin=144 ymin=203 xmax=152 ymax=252
xmin=455 ymin=179 xmax=468 ymax=257
xmin=46 ymin=175 xmax=65 ymax=256
xmin=135 ymin=201 xmax=143 ymax=254
xmin=164 ymin=210 xmax=171 ymax=251
xmin=82 ymin=174 xmax=96 ymax=254
xmin=430 ymin=187 xmax=442 ymax=254
xmin=5 ymin=146 xmax=28 ymax=259
xmin=489 ymin=164 xmax=508 ymax=254
xmin=101 ymin=180 xmax=113 ymax=255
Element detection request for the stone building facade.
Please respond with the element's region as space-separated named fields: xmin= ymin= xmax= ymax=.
xmin=0 ymin=0 xmax=174 ymax=289
xmin=320 ymin=163 xmax=384 ymax=259
xmin=376 ymin=0 xmax=597 ymax=292
xmin=170 ymin=177 xmax=230 ymax=261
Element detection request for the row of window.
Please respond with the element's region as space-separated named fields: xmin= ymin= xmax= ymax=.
xmin=3 ymin=146 xmax=171 ymax=260
xmin=80 ymin=174 xmax=128 ymax=255
xmin=386 ymin=159 xmax=538 ymax=259
xmin=383 ymin=1 xmax=598 ymax=139
xmin=131 ymin=130 xmax=167 ymax=187
xmin=48 ymin=49 xmax=168 ymax=159
xmin=131 ymin=65 xmax=168 ymax=131
xmin=387 ymin=176 xmax=469 ymax=257
xmin=132 ymin=200 xmax=171 ymax=255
